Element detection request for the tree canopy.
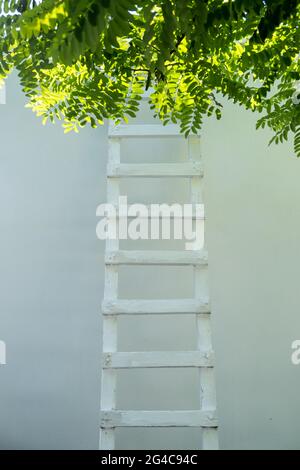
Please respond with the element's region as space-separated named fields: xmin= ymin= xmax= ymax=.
xmin=0 ymin=0 xmax=299 ymax=155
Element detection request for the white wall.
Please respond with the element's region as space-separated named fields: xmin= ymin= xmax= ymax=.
xmin=0 ymin=74 xmax=106 ymax=450
xmin=1 ymin=74 xmax=300 ymax=450
xmin=203 ymin=103 xmax=300 ymax=450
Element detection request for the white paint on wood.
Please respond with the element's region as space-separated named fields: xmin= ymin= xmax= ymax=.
xmin=102 ymin=350 xmax=214 ymax=369
xmin=105 ymin=250 xmax=208 ymax=266
xmin=108 ymin=124 xmax=183 ymax=137
xmin=107 ymin=162 xmax=203 ymax=178
xmin=100 ymin=137 xmax=121 ymax=451
xmin=188 ymin=135 xmax=219 ymax=450
xmin=100 ymin=410 xmax=217 ymax=428
xmin=102 ymin=299 xmax=210 ymax=315
xmin=100 ymin=126 xmax=218 ymax=450
xmin=111 ymin=204 xmax=204 ymax=219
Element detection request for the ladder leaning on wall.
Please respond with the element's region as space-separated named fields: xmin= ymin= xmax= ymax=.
xmin=99 ymin=121 xmax=219 ymax=450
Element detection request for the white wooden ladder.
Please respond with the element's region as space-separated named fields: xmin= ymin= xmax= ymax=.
xmin=100 ymin=123 xmax=219 ymax=450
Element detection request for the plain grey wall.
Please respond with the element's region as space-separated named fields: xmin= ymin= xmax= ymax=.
xmin=1 ymin=73 xmax=300 ymax=450
xmin=0 ymin=73 xmax=106 ymax=450
xmin=203 ymin=103 xmax=300 ymax=450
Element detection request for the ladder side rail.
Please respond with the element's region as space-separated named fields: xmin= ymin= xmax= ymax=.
xmin=100 ymin=136 xmax=121 ymax=450
xmin=188 ymin=135 xmax=219 ymax=450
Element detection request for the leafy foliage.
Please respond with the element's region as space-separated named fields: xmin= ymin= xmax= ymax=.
xmin=0 ymin=0 xmax=299 ymax=155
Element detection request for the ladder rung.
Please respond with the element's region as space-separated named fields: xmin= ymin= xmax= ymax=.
xmin=102 ymin=299 xmax=210 ymax=315
xmin=102 ymin=350 xmax=214 ymax=369
xmin=108 ymin=124 xmax=183 ymax=137
xmin=105 ymin=250 xmax=208 ymax=266
xmin=100 ymin=410 xmax=217 ymax=428
xmin=107 ymin=162 xmax=203 ymax=178
xmin=111 ymin=205 xmax=204 ymax=219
